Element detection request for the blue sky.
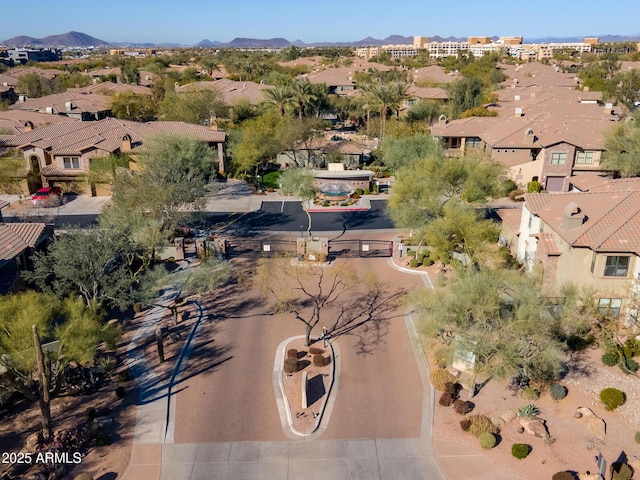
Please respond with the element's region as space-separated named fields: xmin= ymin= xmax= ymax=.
xmin=3 ymin=0 xmax=640 ymax=45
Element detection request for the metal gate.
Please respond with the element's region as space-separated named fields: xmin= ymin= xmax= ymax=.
xmin=228 ymin=238 xmax=297 ymax=257
xmin=328 ymin=239 xmax=393 ymax=258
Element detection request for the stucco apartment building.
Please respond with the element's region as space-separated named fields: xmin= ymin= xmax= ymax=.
xmin=0 ymin=117 xmax=227 ymax=195
xmin=509 ymin=178 xmax=640 ymax=324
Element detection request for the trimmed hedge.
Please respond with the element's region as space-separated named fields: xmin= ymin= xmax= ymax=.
xmin=511 ymin=443 xmax=530 ymax=459
xmin=287 ymin=348 xmax=299 ymax=359
xmin=478 ymin=432 xmax=497 ymax=449
xmin=312 ymin=354 xmax=330 ymax=367
xmin=599 ymin=387 xmax=625 ymax=411
xmin=284 ymin=358 xmax=299 ymax=373
xmin=551 ymin=472 xmax=575 ymax=480
xmin=430 ymin=369 xmax=457 ymax=391
xmin=550 ymin=384 xmax=568 ymax=401
xmin=467 ymin=415 xmax=499 ymax=437
xmin=453 ymin=399 xmax=474 ymax=415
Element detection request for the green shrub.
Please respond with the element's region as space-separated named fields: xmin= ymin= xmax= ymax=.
xmin=284 ymin=358 xmax=299 ymax=373
xmin=566 ymin=335 xmax=588 ymax=351
xmin=406 ymin=249 xmax=416 ymax=257
xmin=430 ymin=369 xmax=457 ymax=391
xmin=467 ymin=415 xmax=499 ymax=437
xmin=95 ymin=433 xmax=111 ymax=446
xmin=517 ymin=404 xmax=540 ymax=417
xmin=453 ymin=399 xmax=473 ymax=415
xmin=287 ymin=348 xmax=299 ymax=359
xmin=550 ymin=384 xmax=568 ymax=401
xmin=364 ymin=188 xmax=370 ymax=195
xmin=312 ymin=354 xmax=329 ymax=367
xmin=74 ymin=474 xmax=94 ymax=480
xmin=523 ymin=387 xmax=540 ymax=400
xmin=599 ymin=387 xmax=625 ymax=411
xmin=85 ymin=407 xmax=97 ymax=421
xmin=511 ymin=443 xmax=530 ymax=459
xmin=527 ymin=180 xmax=542 ymax=193
xmin=611 ymin=462 xmax=633 ymax=480
xmin=422 ymin=257 xmax=435 ymax=266
xmin=624 ymin=337 xmax=640 ymax=356
xmin=551 ymin=472 xmax=574 ymax=480
xmin=308 ymin=347 xmax=324 ymax=355
xmin=478 ymin=432 xmax=497 ymax=449
xmin=602 ymin=350 xmax=620 ymax=366
xmin=620 ymin=356 xmax=638 ymax=373
xmin=115 ymin=386 xmax=125 ymax=399
xmin=509 ymin=189 xmax=525 ymax=202
xmin=635 ymin=431 xmax=640 ymax=444
xmin=355 ymin=188 xmax=364 ymax=195
xmin=133 ymin=303 xmax=143 ymax=313
xmin=409 ymin=259 xmax=419 ymax=268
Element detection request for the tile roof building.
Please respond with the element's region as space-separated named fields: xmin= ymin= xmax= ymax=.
xmin=0 ymin=222 xmax=52 ymax=295
xmin=176 ymin=79 xmax=269 ymax=105
xmin=511 ymin=183 xmax=640 ymax=323
xmin=0 ymin=117 xmax=227 ymax=195
xmin=10 ymin=91 xmax=112 ymax=121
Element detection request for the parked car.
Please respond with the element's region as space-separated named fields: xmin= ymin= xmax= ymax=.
xmin=31 ymin=186 xmax=62 ymax=206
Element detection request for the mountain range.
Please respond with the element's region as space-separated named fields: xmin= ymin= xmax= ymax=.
xmin=2 ymin=31 xmax=640 ymax=49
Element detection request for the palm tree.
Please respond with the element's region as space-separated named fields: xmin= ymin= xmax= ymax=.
xmin=262 ymin=86 xmax=294 ymax=118
xmin=362 ymin=83 xmax=396 ymax=139
xmin=388 ymin=81 xmax=412 ymax=119
xmin=291 ymin=79 xmax=317 ymax=119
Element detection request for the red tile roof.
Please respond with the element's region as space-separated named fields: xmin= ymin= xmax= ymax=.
xmin=525 ymin=191 xmax=640 ymax=254
xmin=0 ymin=223 xmax=47 ymax=261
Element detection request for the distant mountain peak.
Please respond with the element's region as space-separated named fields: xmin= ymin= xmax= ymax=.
xmin=2 ymin=31 xmax=110 ymax=47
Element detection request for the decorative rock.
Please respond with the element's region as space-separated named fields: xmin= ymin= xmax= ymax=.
xmin=26 ymin=432 xmax=42 ymax=451
xmin=585 ymin=416 xmax=606 ymax=441
xmin=519 ymin=416 xmax=549 ymax=438
xmin=499 ymin=409 xmax=518 ymax=424
xmin=490 ymin=416 xmax=505 ymax=429
xmin=93 ymin=416 xmax=114 ymax=428
xmin=574 ymin=412 xmax=582 ymax=419
xmin=576 ymin=406 xmax=596 ymax=418
xmin=578 ymin=474 xmax=599 ymax=480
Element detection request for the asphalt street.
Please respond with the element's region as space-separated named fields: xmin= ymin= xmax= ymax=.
xmin=205 ymin=200 xmax=395 ymax=233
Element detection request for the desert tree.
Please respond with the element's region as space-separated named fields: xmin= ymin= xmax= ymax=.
xmin=601 ymin=109 xmax=640 ymax=177
xmin=0 ymin=293 xmax=120 ymax=437
xmin=257 ymin=258 xmax=387 ymax=347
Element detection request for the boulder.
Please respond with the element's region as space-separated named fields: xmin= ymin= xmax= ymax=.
xmin=575 ymin=406 xmax=596 ymax=418
xmin=499 ymin=409 xmax=518 ymax=424
xmin=519 ymin=416 xmax=549 ymax=438
xmin=26 ymin=432 xmax=42 ymax=451
xmin=490 ymin=416 xmax=505 ymax=429
xmin=577 ymin=474 xmax=599 ymax=480
xmin=585 ymin=416 xmax=606 ymax=441
xmin=93 ymin=416 xmax=113 ymax=428
xmin=574 ymin=406 xmax=606 ymax=441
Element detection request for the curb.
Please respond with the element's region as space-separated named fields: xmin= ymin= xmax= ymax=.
xmin=273 ymin=335 xmax=339 ymax=439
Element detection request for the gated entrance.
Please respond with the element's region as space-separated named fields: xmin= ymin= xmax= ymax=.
xmin=227 ymin=237 xmax=393 ymax=259
xmin=228 ymin=237 xmax=298 ymax=257
xmin=328 ymin=239 xmax=393 ymax=258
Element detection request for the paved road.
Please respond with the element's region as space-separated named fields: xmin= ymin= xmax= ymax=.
xmin=174 ymin=257 xmax=425 ymax=442
xmin=204 ymin=200 xmax=395 ymax=233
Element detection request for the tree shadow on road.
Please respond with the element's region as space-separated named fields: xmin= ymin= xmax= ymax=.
xmin=328 ymin=280 xmax=406 ymax=355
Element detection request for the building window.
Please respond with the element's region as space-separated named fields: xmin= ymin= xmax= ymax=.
xmin=604 ymin=256 xmax=630 ymax=277
xmin=467 ymin=137 xmax=481 ymax=148
xmin=576 ymin=151 xmax=594 ymax=164
xmin=598 ymin=298 xmax=622 ymax=316
xmin=63 ymin=157 xmax=80 ymax=169
xmin=550 ymin=153 xmax=567 ymax=165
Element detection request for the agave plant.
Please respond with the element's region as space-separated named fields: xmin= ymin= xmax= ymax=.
xmin=517 ymin=404 xmax=541 ymax=417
